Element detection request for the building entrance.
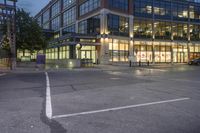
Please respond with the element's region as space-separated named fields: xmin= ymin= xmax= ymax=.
xmin=81 ymin=50 xmax=91 ymax=59
xmin=76 ymin=46 xmax=96 ymax=63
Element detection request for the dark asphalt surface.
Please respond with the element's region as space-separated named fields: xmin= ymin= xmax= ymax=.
xmin=0 ymin=65 xmax=200 ymax=133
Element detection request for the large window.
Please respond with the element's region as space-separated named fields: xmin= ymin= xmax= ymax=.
xmin=189 ymin=43 xmax=200 ymax=60
xmin=108 ymin=0 xmax=128 ymax=12
xmin=154 ymin=42 xmax=171 ymax=63
xmin=190 ymin=25 xmax=200 ymax=41
xmin=79 ymin=0 xmax=100 ymax=16
xmin=172 ymin=43 xmax=188 ymax=63
xmin=173 ymin=23 xmax=188 ymax=40
xmin=63 ymin=0 xmax=75 ymax=9
xmin=59 ymin=46 xmax=69 ymax=59
xmin=51 ymin=16 xmax=60 ymax=30
xmin=134 ymin=0 xmax=153 ymax=18
xmin=43 ymin=10 xmax=50 ymax=23
xmin=134 ymin=19 xmax=152 ymax=39
xmin=78 ymin=15 xmax=100 ymax=34
xmin=43 ymin=22 xmax=50 ymax=29
xmin=172 ymin=2 xmax=188 ymax=21
xmin=46 ymin=48 xmax=58 ymax=60
xmin=51 ymin=1 xmax=60 ymax=17
xmin=62 ymin=25 xmax=75 ymax=35
xmin=134 ymin=41 xmax=153 ymax=62
xmin=190 ymin=5 xmax=200 ymax=22
xmin=107 ymin=14 xmax=129 ymax=36
xmin=37 ymin=16 xmax=42 ymax=27
xmin=63 ymin=7 xmax=76 ymax=27
xmin=109 ymin=39 xmax=129 ymax=62
xmin=154 ymin=21 xmax=171 ymax=40
xmin=154 ymin=0 xmax=171 ymax=19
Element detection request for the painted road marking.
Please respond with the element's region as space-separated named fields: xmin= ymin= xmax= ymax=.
xmin=45 ymin=72 xmax=52 ymax=119
xmin=52 ymin=97 xmax=190 ymax=119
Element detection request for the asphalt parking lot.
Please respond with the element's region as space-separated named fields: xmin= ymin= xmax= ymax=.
xmin=0 ymin=65 xmax=200 ymax=133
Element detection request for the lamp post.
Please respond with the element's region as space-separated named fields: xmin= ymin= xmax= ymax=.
xmin=6 ymin=0 xmax=17 ymax=70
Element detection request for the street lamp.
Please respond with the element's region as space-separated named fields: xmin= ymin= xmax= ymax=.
xmin=5 ymin=0 xmax=17 ymax=70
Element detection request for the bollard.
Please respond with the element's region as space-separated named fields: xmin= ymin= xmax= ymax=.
xmin=129 ymin=60 xmax=132 ymax=67
xmin=147 ymin=61 xmax=149 ymax=66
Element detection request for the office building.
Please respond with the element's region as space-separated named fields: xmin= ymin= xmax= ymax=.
xmin=34 ymin=0 xmax=200 ymax=64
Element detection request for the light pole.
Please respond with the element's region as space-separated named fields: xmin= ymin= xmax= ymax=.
xmin=6 ymin=0 xmax=17 ymax=70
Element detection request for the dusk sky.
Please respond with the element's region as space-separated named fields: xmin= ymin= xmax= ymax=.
xmin=0 ymin=0 xmax=50 ymax=16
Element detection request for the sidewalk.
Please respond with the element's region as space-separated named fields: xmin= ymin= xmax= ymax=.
xmin=0 ymin=63 xmax=190 ymax=74
xmin=0 ymin=65 xmax=10 ymax=74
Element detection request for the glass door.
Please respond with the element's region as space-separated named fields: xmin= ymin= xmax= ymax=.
xmin=81 ymin=50 xmax=91 ymax=59
xmin=86 ymin=51 xmax=91 ymax=59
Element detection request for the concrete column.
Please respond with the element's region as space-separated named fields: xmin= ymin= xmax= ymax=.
xmin=75 ymin=20 xmax=79 ymax=33
xmin=187 ymin=23 xmax=191 ymax=62
xmin=152 ymin=0 xmax=155 ymax=64
xmin=99 ymin=9 xmax=110 ymax=64
xmin=152 ymin=21 xmax=155 ymax=64
xmin=171 ymin=42 xmax=174 ymax=64
xmin=129 ymin=15 xmax=134 ymax=59
xmin=187 ymin=41 xmax=191 ymax=62
xmin=152 ymin=41 xmax=155 ymax=64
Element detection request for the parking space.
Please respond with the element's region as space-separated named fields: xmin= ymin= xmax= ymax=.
xmin=46 ymin=65 xmax=200 ymax=133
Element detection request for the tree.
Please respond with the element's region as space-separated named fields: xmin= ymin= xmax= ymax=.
xmin=16 ymin=9 xmax=47 ymax=53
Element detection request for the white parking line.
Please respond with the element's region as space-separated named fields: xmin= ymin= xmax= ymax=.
xmin=52 ymin=97 xmax=190 ymax=119
xmin=45 ymin=72 xmax=52 ymax=119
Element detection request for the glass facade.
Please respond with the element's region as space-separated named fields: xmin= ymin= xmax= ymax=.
xmin=79 ymin=0 xmax=100 ymax=16
xmin=134 ymin=19 xmax=152 ymax=39
xmin=109 ymin=39 xmax=129 ymax=62
xmin=37 ymin=16 xmax=42 ymax=27
xmin=133 ymin=0 xmax=200 ymax=22
xmin=134 ymin=0 xmax=153 ymax=18
xmin=63 ymin=0 xmax=75 ymax=9
xmin=154 ymin=0 xmax=171 ymax=19
xmin=108 ymin=0 xmax=129 ymax=12
xmin=62 ymin=25 xmax=76 ymax=34
xmin=108 ymin=14 xmax=129 ymax=36
xmin=46 ymin=48 xmax=59 ymax=60
xmin=190 ymin=24 xmax=200 ymax=41
xmin=33 ymin=0 xmax=200 ymax=65
xmin=76 ymin=46 xmax=96 ymax=63
xmin=78 ymin=15 xmax=100 ymax=34
xmin=133 ymin=41 xmax=153 ymax=62
xmin=51 ymin=1 xmax=61 ymax=17
xmin=43 ymin=10 xmax=50 ymax=23
xmin=51 ymin=16 xmax=60 ymax=30
xmin=133 ymin=41 xmax=190 ymax=63
xmin=154 ymin=21 xmax=171 ymax=40
xmin=43 ymin=22 xmax=50 ymax=29
xmin=59 ymin=46 xmax=70 ymax=59
xmin=63 ymin=6 xmax=76 ymax=27
xmin=173 ymin=23 xmax=188 ymax=40
xmin=172 ymin=43 xmax=188 ymax=63
xmin=190 ymin=44 xmax=200 ymax=59
xmin=154 ymin=42 xmax=171 ymax=63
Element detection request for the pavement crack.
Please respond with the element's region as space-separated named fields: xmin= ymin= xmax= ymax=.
xmin=70 ymin=84 xmax=77 ymax=91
